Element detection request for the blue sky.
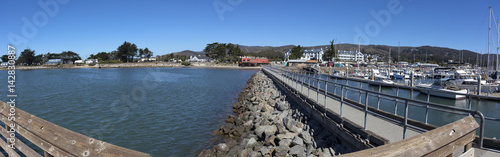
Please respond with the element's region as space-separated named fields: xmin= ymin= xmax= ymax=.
xmin=1 ymin=0 xmax=499 ymax=59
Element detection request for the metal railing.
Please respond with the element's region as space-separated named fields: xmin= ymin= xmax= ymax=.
xmin=263 ymin=66 xmax=489 ymax=148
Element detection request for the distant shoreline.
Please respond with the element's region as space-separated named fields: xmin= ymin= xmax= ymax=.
xmin=0 ymin=62 xmax=262 ymax=70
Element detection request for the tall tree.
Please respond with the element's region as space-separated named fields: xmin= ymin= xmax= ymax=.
xmin=138 ymin=47 xmax=153 ymax=61
xmin=34 ymin=54 xmax=44 ymax=65
xmin=117 ymin=41 xmax=138 ymax=62
xmin=1 ymin=55 xmax=8 ymax=62
xmin=143 ymin=47 xmax=153 ymax=61
xmin=322 ymin=39 xmax=336 ymax=62
xmin=18 ymin=48 xmax=36 ymax=65
xmin=60 ymin=51 xmax=81 ymax=64
xmin=289 ymin=45 xmax=304 ymax=60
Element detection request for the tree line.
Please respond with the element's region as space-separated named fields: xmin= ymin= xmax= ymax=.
xmin=203 ymin=42 xmax=243 ymax=62
xmin=2 ymin=49 xmax=82 ymax=66
xmin=88 ymin=41 xmax=154 ymax=62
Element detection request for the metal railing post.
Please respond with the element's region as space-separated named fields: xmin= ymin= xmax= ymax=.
xmin=468 ymin=95 xmax=472 ymax=113
xmin=424 ymin=104 xmax=429 ymax=124
xmin=358 ymin=82 xmax=362 ymax=103
xmin=324 ymin=81 xmax=328 ymax=112
xmin=377 ymin=85 xmax=381 ymax=109
xmin=474 ymin=111 xmax=485 ymax=148
xmin=340 ymin=85 xmax=344 ymax=117
xmin=394 ymin=87 xmax=400 ymax=115
xmin=317 ymin=79 xmax=320 ymax=103
xmin=301 ymin=72 xmax=304 ymax=95
xmin=308 ymin=75 xmax=311 ymax=98
xmin=427 ymin=91 xmax=430 ymax=102
xmin=403 ymin=100 xmax=409 ymax=139
xmin=293 ymin=73 xmax=299 ymax=94
xmin=364 ymin=91 xmax=369 ymax=129
xmin=334 ymin=84 xmax=337 ymax=95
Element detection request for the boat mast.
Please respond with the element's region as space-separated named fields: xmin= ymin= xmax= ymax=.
xmin=398 ymin=42 xmax=400 ymax=64
xmin=488 ymin=6 xmax=491 ymax=75
xmin=358 ymin=37 xmax=361 ymax=66
xmin=497 ymin=19 xmax=499 ymax=74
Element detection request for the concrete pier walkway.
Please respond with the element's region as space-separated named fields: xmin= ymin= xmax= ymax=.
xmin=265 ymin=67 xmax=422 ymax=143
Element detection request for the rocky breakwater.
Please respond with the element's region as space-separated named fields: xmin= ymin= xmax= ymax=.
xmin=199 ymin=71 xmax=348 ymax=157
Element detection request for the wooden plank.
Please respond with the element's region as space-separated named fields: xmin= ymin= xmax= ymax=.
xmin=0 ymin=101 xmax=151 ymax=157
xmin=0 ymin=134 xmax=21 ymax=157
xmin=0 ymin=126 xmax=42 ymax=157
xmin=424 ymin=131 xmax=476 ymax=156
xmin=0 ymin=113 xmax=76 ymax=157
xmin=339 ymin=115 xmax=479 ymax=157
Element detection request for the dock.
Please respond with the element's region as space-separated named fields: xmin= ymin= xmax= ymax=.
xmin=263 ymin=66 xmax=500 ymax=156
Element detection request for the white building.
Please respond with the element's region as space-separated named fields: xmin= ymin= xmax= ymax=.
xmin=337 ymin=50 xmax=364 ymax=62
xmin=285 ymin=48 xmax=325 ymax=62
xmin=139 ymin=57 xmax=157 ymax=62
xmin=364 ymin=54 xmax=379 ymax=63
xmin=74 ymin=60 xmax=84 ymax=64
xmin=85 ymin=59 xmax=99 ymax=64
xmin=187 ymin=55 xmax=210 ymax=62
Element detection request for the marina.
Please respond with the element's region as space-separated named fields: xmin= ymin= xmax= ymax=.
xmin=297 ymin=67 xmax=500 ymax=139
xmin=264 ymin=66 xmax=500 ymax=156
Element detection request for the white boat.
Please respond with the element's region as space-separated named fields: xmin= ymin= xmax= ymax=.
xmin=352 ymin=70 xmax=369 ymax=79
xmin=448 ymin=70 xmax=499 ymax=93
xmin=393 ymin=69 xmax=407 ymax=80
xmin=416 ymin=78 xmax=467 ymax=99
xmin=368 ymin=75 xmax=395 ymax=86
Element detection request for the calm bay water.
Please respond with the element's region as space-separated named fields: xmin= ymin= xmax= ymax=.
xmin=0 ymin=68 xmax=258 ymax=156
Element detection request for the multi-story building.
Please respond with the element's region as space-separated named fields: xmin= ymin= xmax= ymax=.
xmin=337 ymin=50 xmax=364 ymax=62
xmin=285 ymin=48 xmax=325 ymax=62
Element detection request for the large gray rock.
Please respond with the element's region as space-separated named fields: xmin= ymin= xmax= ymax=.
xmin=246 ymin=138 xmax=257 ymax=148
xmin=276 ymin=101 xmax=289 ymax=111
xmin=215 ymin=143 xmax=229 ymax=152
xmin=289 ymin=145 xmax=306 ymax=157
xmin=277 ymin=132 xmax=298 ymax=139
xmin=278 ymin=110 xmax=290 ymax=120
xmin=275 ymin=146 xmax=290 ymax=157
xmin=278 ymin=138 xmax=292 ymax=147
xmin=248 ymin=150 xmax=260 ymax=157
xmin=271 ymin=90 xmax=279 ymax=99
xmin=283 ymin=117 xmax=301 ymax=133
xmin=292 ymin=136 xmax=304 ymax=146
xmin=259 ymin=146 xmax=271 ymax=156
xmin=300 ymin=132 xmax=313 ymax=145
xmin=255 ymin=125 xmax=278 ymax=139
xmin=238 ymin=149 xmax=249 ymax=157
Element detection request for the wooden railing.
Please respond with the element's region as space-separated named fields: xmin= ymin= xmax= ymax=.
xmin=0 ymin=101 xmax=151 ymax=157
xmin=339 ymin=115 xmax=479 ymax=157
